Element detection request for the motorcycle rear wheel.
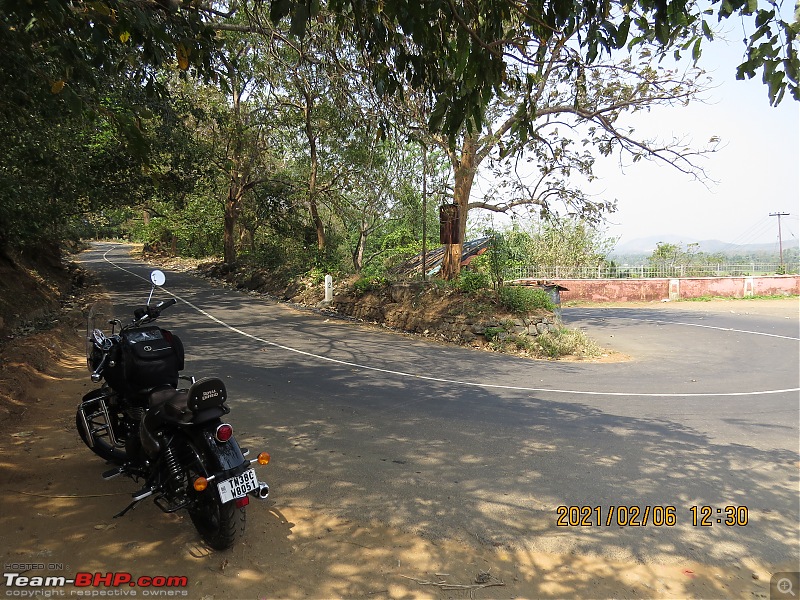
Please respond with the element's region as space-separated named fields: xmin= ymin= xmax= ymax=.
xmin=186 ymin=451 xmax=246 ymax=550
xmin=75 ymin=399 xmax=128 ymax=465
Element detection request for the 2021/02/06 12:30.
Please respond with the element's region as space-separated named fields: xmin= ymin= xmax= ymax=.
xmin=555 ymin=505 xmax=749 ymax=527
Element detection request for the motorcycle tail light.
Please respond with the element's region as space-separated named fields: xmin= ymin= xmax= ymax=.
xmin=193 ymin=477 xmax=208 ymax=492
xmin=257 ymin=452 xmax=270 ymax=465
xmin=215 ymin=423 xmax=233 ymax=442
xmin=235 ymin=496 xmax=250 ymax=508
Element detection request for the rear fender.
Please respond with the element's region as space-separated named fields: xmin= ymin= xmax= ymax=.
xmin=184 ymin=425 xmax=249 ymax=481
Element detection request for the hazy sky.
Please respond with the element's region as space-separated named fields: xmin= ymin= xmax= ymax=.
xmin=592 ymin=30 xmax=799 ymax=247
xmin=468 ymin=12 xmax=799 ymax=249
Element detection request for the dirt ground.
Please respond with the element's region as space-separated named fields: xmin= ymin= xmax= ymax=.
xmin=0 ymin=273 xmax=796 ymax=599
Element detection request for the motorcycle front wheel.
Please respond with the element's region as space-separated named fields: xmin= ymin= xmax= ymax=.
xmin=186 ymin=450 xmax=246 ymax=550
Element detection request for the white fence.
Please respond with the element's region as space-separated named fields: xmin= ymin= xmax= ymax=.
xmin=507 ymin=263 xmax=800 ymax=280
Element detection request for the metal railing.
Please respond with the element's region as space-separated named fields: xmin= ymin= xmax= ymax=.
xmin=507 ymin=263 xmax=800 ymax=280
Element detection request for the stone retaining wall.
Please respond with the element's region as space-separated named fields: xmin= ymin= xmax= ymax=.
xmin=330 ymin=282 xmax=558 ymax=344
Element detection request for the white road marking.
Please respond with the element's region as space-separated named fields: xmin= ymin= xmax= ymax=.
xmin=101 ymin=247 xmax=800 ymax=399
xmin=572 ymin=313 xmax=800 ymax=341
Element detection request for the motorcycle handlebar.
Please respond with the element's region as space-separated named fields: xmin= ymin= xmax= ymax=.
xmin=131 ymin=297 xmax=177 ymax=326
xmin=157 ymin=298 xmax=177 ymax=310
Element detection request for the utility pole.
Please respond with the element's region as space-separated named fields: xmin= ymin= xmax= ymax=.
xmin=769 ymin=211 xmax=790 ymax=270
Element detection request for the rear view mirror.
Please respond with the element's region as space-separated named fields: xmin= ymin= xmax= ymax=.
xmin=150 ymin=270 xmax=166 ymax=287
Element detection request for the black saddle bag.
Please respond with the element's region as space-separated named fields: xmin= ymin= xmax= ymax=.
xmin=122 ymin=326 xmax=181 ymax=392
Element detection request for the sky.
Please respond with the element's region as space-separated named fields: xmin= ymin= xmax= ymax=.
xmin=591 ymin=29 xmax=799 ymax=248
xmin=468 ymin=7 xmax=799 ymax=250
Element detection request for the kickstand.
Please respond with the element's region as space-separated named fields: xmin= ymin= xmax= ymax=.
xmin=113 ymin=499 xmax=141 ymax=518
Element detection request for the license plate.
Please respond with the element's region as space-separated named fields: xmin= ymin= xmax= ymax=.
xmin=217 ymin=469 xmax=258 ymax=503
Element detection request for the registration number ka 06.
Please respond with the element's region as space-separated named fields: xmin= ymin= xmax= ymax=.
xmin=217 ymin=468 xmax=258 ymax=503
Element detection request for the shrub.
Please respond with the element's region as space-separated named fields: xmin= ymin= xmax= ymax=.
xmin=305 ymin=267 xmax=326 ymax=285
xmin=498 ymin=285 xmax=554 ymax=313
xmin=456 ymin=270 xmax=491 ymax=293
xmin=536 ymin=327 xmax=602 ymax=359
xmin=352 ymin=275 xmax=389 ymax=295
xmin=484 ymin=326 xmax=505 ymax=341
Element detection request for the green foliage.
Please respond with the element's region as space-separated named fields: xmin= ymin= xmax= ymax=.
xmin=455 ymin=270 xmax=491 ymax=293
xmin=528 ymin=219 xmax=618 ymax=268
xmin=304 ymin=267 xmax=327 ymax=285
xmin=278 ymin=0 xmax=798 ymax=139
xmin=129 ymin=194 xmax=225 ymax=258
xmin=1 ymin=0 xmax=219 ymax=158
xmin=498 ymin=286 xmax=555 ymax=314
xmin=467 ymin=218 xmax=617 ymax=281
xmin=647 ymin=242 xmax=726 ymax=275
xmin=481 ymin=231 xmax=523 ymax=288
xmin=4 ymin=0 xmax=792 ymax=284
xmin=0 ymin=69 xmax=156 ymax=248
xmin=352 ymin=275 xmax=389 ymax=295
xmin=482 ymin=322 xmax=603 ymax=359
xmin=483 ymin=326 xmax=505 ymax=342
xmin=535 ymin=327 xmax=603 ymax=359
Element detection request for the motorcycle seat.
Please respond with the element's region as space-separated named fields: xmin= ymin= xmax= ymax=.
xmin=148 ymin=386 xmax=190 ymax=420
xmin=148 ymin=381 xmax=230 ymax=425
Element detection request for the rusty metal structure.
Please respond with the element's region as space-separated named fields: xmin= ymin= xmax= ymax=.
xmin=389 ymin=237 xmax=492 ymax=277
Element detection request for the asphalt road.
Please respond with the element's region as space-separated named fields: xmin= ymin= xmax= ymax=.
xmin=79 ymin=243 xmax=800 ymax=570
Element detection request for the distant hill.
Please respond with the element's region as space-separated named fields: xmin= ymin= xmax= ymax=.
xmin=611 ymin=235 xmax=799 ymax=258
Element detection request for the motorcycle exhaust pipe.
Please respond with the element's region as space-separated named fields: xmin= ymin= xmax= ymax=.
xmin=250 ymin=482 xmax=269 ymax=500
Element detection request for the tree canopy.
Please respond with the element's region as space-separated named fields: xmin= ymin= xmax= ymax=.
xmin=1 ymin=0 xmax=796 ymax=280
xmin=272 ymin=0 xmax=798 ymax=137
xmin=3 ymin=0 xmax=796 ymax=139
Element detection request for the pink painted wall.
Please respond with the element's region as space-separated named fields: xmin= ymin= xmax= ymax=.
xmin=546 ymin=275 xmax=800 ymax=302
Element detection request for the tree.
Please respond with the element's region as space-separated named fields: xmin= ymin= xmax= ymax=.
xmin=273 ymin=0 xmax=798 ymax=139
xmin=472 ymin=218 xmax=617 ymax=283
xmin=647 ymin=241 xmax=725 ymax=275
xmin=218 ymin=39 xmax=269 ymax=265
xmin=343 ymin=140 xmax=446 ymax=273
xmin=267 ymin=12 xmax=411 ymax=267
xmin=522 ymin=219 xmax=618 ymax=268
xmin=400 ymin=34 xmax=716 ymax=278
xmin=186 ymin=23 xmax=284 ymax=266
xmin=272 ymin=31 xmax=351 ymax=254
xmin=1 ymin=0 xmax=220 ymax=152
xmin=126 ymin=84 xmax=227 ymax=257
xmin=0 ymin=65 xmax=163 ymax=248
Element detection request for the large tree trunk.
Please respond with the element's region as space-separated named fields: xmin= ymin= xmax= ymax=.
xmin=352 ymin=218 xmax=369 ymax=272
xmin=309 ymin=191 xmax=326 ymax=250
xmin=352 ymin=231 xmax=365 ymax=272
xmin=223 ymin=185 xmax=243 ymax=265
xmin=222 ymin=66 xmax=247 ymax=267
xmin=304 ymin=97 xmax=326 ymax=251
xmin=223 ymin=138 xmax=247 ymax=265
xmin=441 ymin=136 xmax=478 ymax=280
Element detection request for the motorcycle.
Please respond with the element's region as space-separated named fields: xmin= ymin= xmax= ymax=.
xmin=77 ymin=269 xmax=270 ymax=550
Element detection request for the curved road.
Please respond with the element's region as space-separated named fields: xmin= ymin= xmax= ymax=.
xmin=80 ymin=244 xmax=800 ymax=571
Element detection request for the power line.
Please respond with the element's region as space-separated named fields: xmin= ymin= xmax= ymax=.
xmin=725 ymin=217 xmax=773 ymax=248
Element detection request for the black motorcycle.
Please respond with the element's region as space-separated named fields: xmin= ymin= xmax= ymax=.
xmin=77 ymin=269 xmax=270 ymax=550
